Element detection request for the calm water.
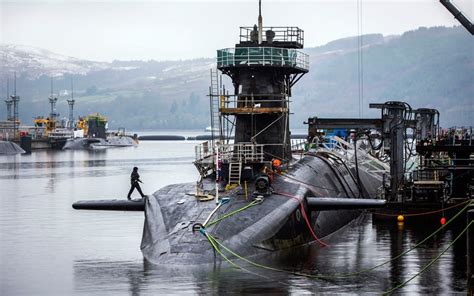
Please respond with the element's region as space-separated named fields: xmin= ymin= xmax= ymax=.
xmin=0 ymin=132 xmax=468 ymax=295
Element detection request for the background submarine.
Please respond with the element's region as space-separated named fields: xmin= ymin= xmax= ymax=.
xmin=73 ymin=1 xmax=385 ymax=265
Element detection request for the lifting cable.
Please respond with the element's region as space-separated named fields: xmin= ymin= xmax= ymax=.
xmin=198 ymin=200 xmax=472 ymax=281
xmin=357 ymin=0 xmax=364 ymax=118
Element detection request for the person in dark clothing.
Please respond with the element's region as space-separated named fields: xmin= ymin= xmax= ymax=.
xmin=127 ymin=167 xmax=146 ymax=200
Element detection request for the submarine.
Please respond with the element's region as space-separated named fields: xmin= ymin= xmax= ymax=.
xmin=74 ymin=1 xmax=385 ymax=266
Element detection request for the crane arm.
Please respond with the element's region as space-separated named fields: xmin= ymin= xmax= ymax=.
xmin=440 ymin=0 xmax=474 ymax=35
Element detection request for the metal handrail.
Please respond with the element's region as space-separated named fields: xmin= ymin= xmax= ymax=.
xmin=195 ymin=142 xmax=266 ymax=164
xmin=239 ymin=26 xmax=304 ymax=46
xmin=219 ymin=143 xmax=265 ymax=163
xmin=318 ymin=136 xmax=389 ymax=182
xmin=217 ymin=47 xmax=309 ymax=71
xmin=215 ymin=95 xmax=289 ymax=110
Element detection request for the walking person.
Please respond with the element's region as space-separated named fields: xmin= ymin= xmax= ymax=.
xmin=127 ymin=167 xmax=146 ymax=200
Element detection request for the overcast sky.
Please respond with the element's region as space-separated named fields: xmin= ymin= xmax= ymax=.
xmin=1 ymin=0 xmax=472 ymax=62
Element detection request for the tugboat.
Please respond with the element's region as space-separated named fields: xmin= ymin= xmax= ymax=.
xmin=74 ymin=1 xmax=384 ymax=265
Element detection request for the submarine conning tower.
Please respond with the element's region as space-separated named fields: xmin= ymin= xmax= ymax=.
xmin=216 ymin=1 xmax=309 ymax=162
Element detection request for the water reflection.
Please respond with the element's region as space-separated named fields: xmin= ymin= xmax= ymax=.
xmin=1 ymin=140 xmax=468 ymax=294
xmin=73 ymin=259 xmax=294 ymax=295
xmin=72 ymin=215 xmax=468 ymax=294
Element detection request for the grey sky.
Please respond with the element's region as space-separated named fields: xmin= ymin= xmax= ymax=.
xmin=1 ymin=0 xmax=472 ymax=62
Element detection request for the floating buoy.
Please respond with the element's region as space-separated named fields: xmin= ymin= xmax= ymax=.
xmin=440 ymin=217 xmax=446 ymax=225
xmin=397 ymin=215 xmax=405 ymax=222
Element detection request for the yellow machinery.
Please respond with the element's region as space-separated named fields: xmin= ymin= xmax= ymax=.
xmin=33 ymin=116 xmax=56 ymax=136
xmin=76 ymin=117 xmax=87 ymax=136
xmin=33 ymin=113 xmax=106 ymax=138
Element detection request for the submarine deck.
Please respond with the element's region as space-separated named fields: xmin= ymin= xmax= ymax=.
xmin=141 ymin=154 xmax=375 ymax=265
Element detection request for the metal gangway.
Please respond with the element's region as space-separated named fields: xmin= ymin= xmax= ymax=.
xmin=319 ymin=136 xmax=390 ymax=183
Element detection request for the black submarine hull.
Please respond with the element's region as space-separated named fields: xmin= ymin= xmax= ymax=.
xmin=141 ymin=153 xmax=382 ymax=265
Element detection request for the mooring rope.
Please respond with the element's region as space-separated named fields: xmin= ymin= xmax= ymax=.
xmin=205 ymin=198 xmax=262 ymax=227
xmin=382 ymin=220 xmax=473 ymax=295
xmin=200 ymin=228 xmax=287 ymax=284
xmin=375 ymin=199 xmax=471 ymax=217
xmin=321 ymin=200 xmax=473 ymax=278
xmin=198 ymin=200 xmax=472 ymax=281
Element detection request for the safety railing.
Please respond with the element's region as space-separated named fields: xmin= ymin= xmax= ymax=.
xmin=239 ymin=26 xmax=304 ymax=46
xmin=411 ymin=170 xmax=445 ymax=182
xmin=195 ymin=141 xmax=214 ymax=163
xmin=217 ymin=47 xmax=309 ymax=71
xmin=291 ymin=138 xmax=307 ymax=152
xmin=319 ymin=136 xmax=390 ymax=182
xmin=195 ymin=142 xmax=266 ymax=164
xmin=220 ymin=143 xmax=265 ymax=163
xmin=215 ymin=94 xmax=289 ymax=110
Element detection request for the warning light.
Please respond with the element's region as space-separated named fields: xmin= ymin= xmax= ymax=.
xmin=440 ymin=217 xmax=446 ymax=225
xmin=397 ymin=215 xmax=404 ymax=222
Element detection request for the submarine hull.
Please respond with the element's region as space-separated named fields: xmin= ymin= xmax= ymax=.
xmin=141 ymin=153 xmax=381 ymax=265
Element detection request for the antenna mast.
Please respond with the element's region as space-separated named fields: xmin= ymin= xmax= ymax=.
xmin=12 ymin=73 xmax=20 ymax=139
xmin=258 ymin=0 xmax=263 ymax=44
xmin=67 ymin=79 xmax=75 ymax=129
xmin=49 ymin=76 xmax=58 ymax=122
xmin=5 ymin=78 xmax=13 ymax=121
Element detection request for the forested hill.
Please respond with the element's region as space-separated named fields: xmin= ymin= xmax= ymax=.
xmin=0 ymin=26 xmax=472 ymax=129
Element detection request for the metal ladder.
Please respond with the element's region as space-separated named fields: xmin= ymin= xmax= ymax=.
xmin=228 ymin=162 xmax=242 ymax=185
xmin=209 ymin=69 xmax=220 ymax=145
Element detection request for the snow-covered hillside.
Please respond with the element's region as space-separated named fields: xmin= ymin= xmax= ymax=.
xmin=0 ymin=44 xmax=111 ymax=79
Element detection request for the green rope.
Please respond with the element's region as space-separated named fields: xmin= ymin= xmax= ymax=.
xmin=201 ymin=229 xmax=241 ymax=269
xmin=206 ymin=231 xmax=325 ymax=277
xmin=205 ymin=199 xmax=260 ymax=227
xmin=382 ymin=220 xmax=474 ymax=295
xmin=325 ymin=200 xmax=473 ymax=278
xmin=202 ymin=200 xmax=472 ymax=280
xmin=201 ymin=229 xmax=280 ymax=282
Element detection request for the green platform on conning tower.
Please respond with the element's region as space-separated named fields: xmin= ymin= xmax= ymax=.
xmin=217 ymin=47 xmax=309 ymax=73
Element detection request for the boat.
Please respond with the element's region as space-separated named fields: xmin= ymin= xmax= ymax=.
xmin=74 ymin=1 xmax=385 ymax=266
xmin=48 ymin=128 xmax=75 ymax=149
xmin=63 ymin=114 xmax=137 ymax=150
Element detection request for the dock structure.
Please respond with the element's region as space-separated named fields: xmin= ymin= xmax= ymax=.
xmin=306 ymin=102 xmax=473 ymax=215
